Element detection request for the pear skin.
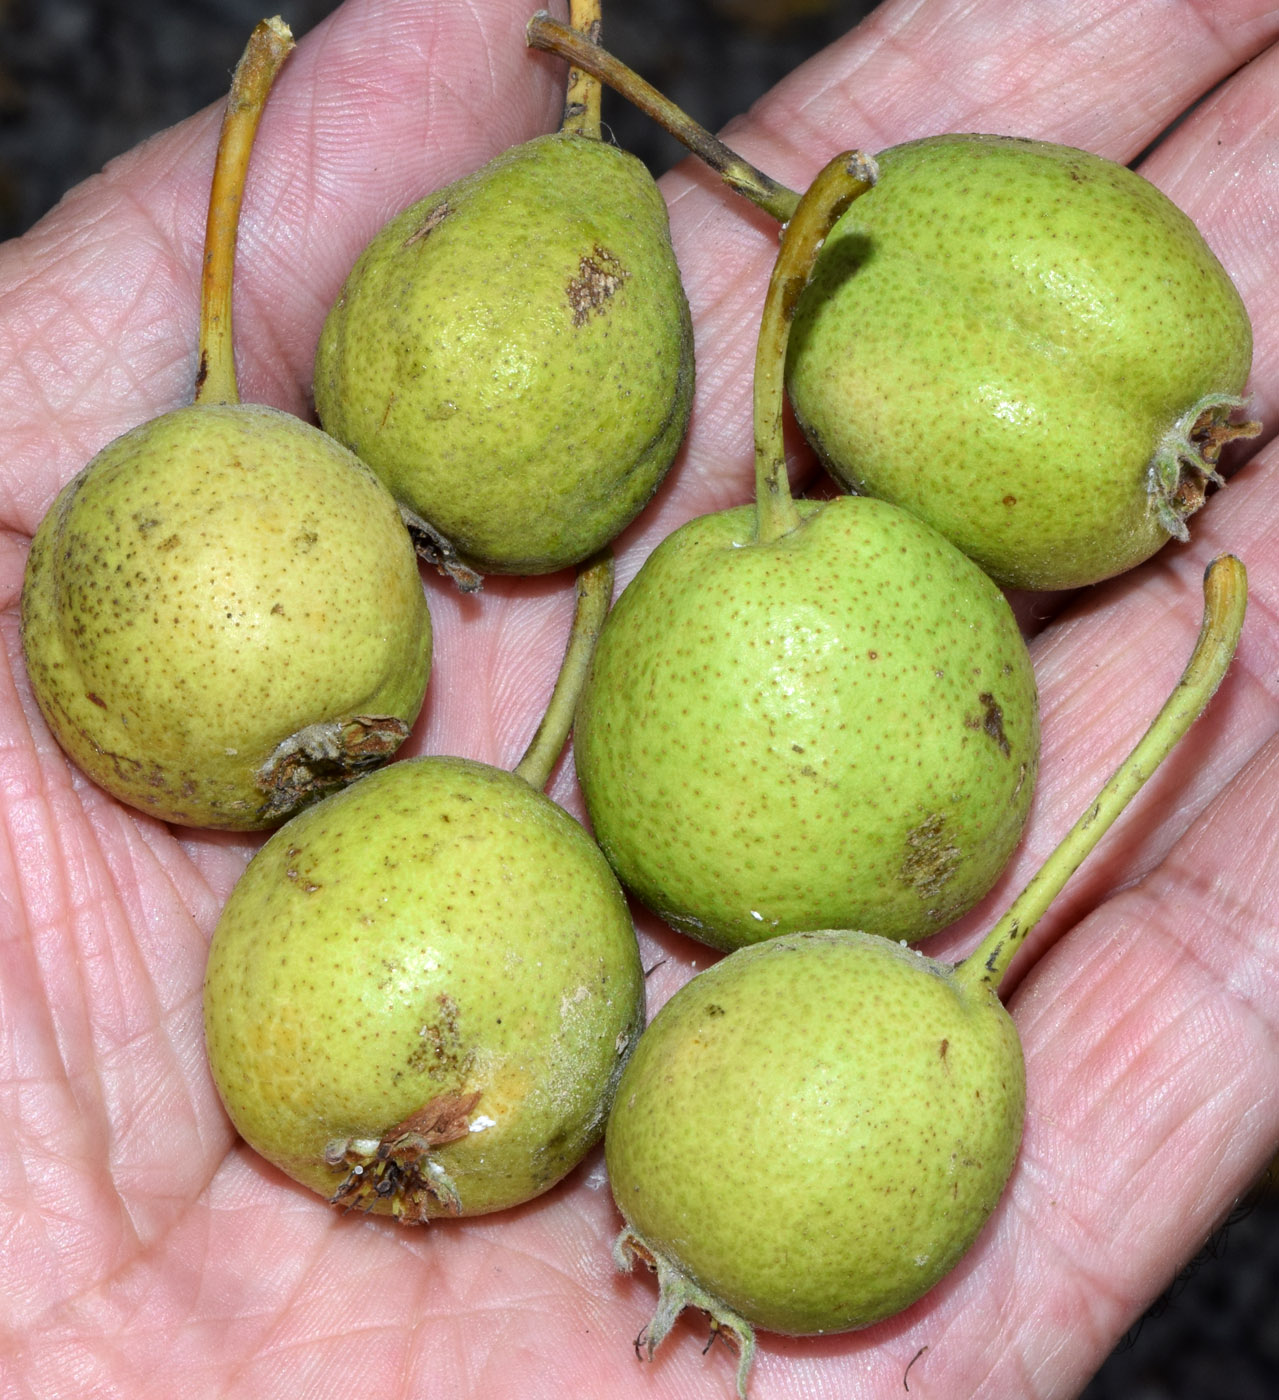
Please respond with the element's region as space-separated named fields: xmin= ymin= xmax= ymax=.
xmin=204 ymin=755 xmax=645 ymax=1219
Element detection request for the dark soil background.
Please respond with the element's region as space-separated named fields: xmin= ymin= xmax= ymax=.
xmin=1 ymin=1 xmax=1276 ymax=1397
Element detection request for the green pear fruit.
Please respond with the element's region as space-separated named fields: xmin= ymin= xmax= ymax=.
xmin=314 ymin=125 xmax=693 ymax=578
xmin=19 ymin=20 xmax=432 ymax=830
xmin=574 ymin=495 xmax=1038 ymax=950
xmin=574 ymin=155 xmax=1038 ymax=953
xmin=607 ymin=930 xmax=1024 ymax=1337
xmin=786 ymin=133 xmax=1257 ymax=590
xmin=604 ymin=556 xmax=1246 ymax=1397
xmin=203 ymin=753 xmax=645 ymax=1220
xmin=22 ymin=403 xmax=432 ymax=828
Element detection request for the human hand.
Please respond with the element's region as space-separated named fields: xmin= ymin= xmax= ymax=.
xmin=1 ymin=1 xmax=1277 ymax=1396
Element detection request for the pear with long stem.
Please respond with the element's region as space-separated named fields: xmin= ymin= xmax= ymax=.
xmin=204 ymin=550 xmax=647 ymax=1222
xmin=573 ymin=153 xmax=1040 ymax=953
xmin=313 ymin=0 xmax=693 ymax=583
xmin=20 ymin=18 xmax=432 ymax=830
xmin=527 ymin=14 xmax=1259 ymax=592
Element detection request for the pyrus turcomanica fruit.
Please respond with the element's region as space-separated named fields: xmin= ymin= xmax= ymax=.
xmin=786 ymin=133 xmax=1258 ymax=591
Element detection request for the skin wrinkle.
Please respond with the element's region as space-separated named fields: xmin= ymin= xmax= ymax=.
xmin=232 ymin=165 xmax=328 ymax=412
xmin=0 ymin=216 xmax=197 ymax=525
xmin=1114 ymin=999 xmax=1253 ymax=1176
xmin=978 ymin=1335 xmax=1045 ymax=1400
xmin=1019 ymin=1252 xmax=1125 ymax=1400
xmin=1146 ymin=788 xmax=1279 ymax=1036
xmin=1185 ymin=0 xmax=1279 ymax=48
xmin=189 ymin=1213 xmax=336 ymax=1395
xmin=1069 ymin=897 xmax=1264 ymax=1127
xmin=114 ymin=803 xmax=237 ymax=948
xmin=748 ymin=10 xmax=1043 ymax=170
xmin=244 ymin=1227 xmax=506 ymax=1392
xmin=1000 ymin=1137 xmax=1202 ymax=1394
xmin=2 ymin=673 xmax=218 ymax=1322
xmin=1018 ymin=812 xmax=1265 ymax=1282
xmin=166 ymin=823 xmax=260 ymax=915
xmin=1141 ymin=59 xmax=1279 ymax=447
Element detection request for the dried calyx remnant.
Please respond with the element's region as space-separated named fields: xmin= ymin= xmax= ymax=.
xmin=1151 ymin=394 xmax=1261 ymax=539
xmin=325 ymin=1090 xmax=483 ymax=1221
xmin=257 ymin=715 xmax=411 ymax=818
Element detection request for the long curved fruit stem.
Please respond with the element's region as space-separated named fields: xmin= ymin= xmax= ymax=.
xmin=560 ymin=0 xmax=603 ymax=139
xmin=752 ymin=151 xmax=877 ymax=545
xmin=955 ymin=554 xmax=1248 ymax=995
xmin=514 ymin=549 xmax=616 ymax=791
xmin=194 ymin=17 xmax=294 ymax=407
xmin=527 ymin=11 xmax=800 ymax=223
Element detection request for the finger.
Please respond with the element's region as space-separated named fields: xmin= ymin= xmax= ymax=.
xmin=1133 ymin=36 xmax=1279 ymax=448
xmin=742 ymin=0 xmax=1279 ymax=182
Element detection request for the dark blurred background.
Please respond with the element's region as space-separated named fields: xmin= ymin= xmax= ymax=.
xmin=1 ymin=1 xmax=1276 ymax=1396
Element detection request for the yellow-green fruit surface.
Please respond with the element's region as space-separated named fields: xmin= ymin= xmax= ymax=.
xmin=574 ymin=496 xmax=1038 ymax=951
xmin=20 ymin=402 xmax=432 ymax=828
xmin=204 ymin=755 xmax=646 ymax=1219
xmin=606 ymin=929 xmax=1025 ymax=1335
xmin=786 ymin=134 xmax=1254 ymax=590
xmin=314 ymin=130 xmax=694 ymax=576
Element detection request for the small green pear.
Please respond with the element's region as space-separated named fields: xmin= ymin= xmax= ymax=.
xmin=19 ymin=21 xmax=432 ymax=830
xmin=608 ymin=930 xmax=1024 ymax=1337
xmin=574 ymin=156 xmax=1038 ymax=952
xmin=314 ymin=7 xmax=693 ymax=579
xmin=204 ymin=756 xmax=644 ymax=1218
xmin=786 ymin=134 xmax=1257 ymax=590
xmin=604 ymin=555 xmax=1246 ymax=1397
xmin=574 ymin=496 xmax=1038 ymax=949
xmin=203 ymin=555 xmax=645 ymax=1221
xmin=22 ymin=404 xmax=432 ymax=828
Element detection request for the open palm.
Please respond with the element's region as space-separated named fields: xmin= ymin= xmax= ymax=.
xmin=2 ymin=1 xmax=1277 ymax=1396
